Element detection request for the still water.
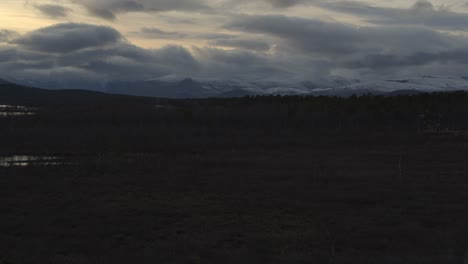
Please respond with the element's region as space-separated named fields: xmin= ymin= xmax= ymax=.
xmin=0 ymin=155 xmax=67 ymax=167
xmin=0 ymin=105 xmax=37 ymax=117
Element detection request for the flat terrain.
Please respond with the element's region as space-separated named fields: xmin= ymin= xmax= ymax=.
xmin=2 ymin=88 xmax=468 ymax=263
xmin=3 ymin=139 xmax=468 ymax=263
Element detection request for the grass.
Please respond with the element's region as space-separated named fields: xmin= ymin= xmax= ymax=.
xmin=2 ymin=141 xmax=468 ymax=263
xmin=1 ymin=92 xmax=468 ymax=263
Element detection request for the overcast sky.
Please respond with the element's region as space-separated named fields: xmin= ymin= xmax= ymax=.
xmin=2 ymin=0 xmax=468 ymax=84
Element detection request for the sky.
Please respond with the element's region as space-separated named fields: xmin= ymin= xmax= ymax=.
xmin=2 ymin=0 xmax=468 ymax=85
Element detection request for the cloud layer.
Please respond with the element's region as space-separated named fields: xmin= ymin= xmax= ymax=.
xmin=70 ymin=0 xmax=210 ymax=20
xmin=14 ymin=23 xmax=122 ymax=53
xmin=2 ymin=0 xmax=468 ymax=85
xmin=0 ymin=23 xmax=201 ymax=89
xmin=34 ymin=4 xmax=70 ymax=18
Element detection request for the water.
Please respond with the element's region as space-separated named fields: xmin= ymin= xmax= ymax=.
xmin=0 ymin=105 xmax=37 ymax=117
xmin=0 ymin=155 xmax=67 ymax=167
xmin=0 ymin=112 xmax=35 ymax=117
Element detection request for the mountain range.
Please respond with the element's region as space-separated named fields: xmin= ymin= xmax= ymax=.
xmin=3 ymin=75 xmax=468 ymax=99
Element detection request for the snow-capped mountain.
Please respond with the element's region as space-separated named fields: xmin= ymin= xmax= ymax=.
xmin=343 ymin=76 xmax=468 ymax=92
xmin=5 ymin=75 xmax=468 ymax=98
xmin=195 ymin=76 xmax=468 ymax=97
xmin=309 ymin=76 xmax=468 ymax=97
xmin=195 ymin=77 xmax=360 ymax=96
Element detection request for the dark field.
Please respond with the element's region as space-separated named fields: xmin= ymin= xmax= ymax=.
xmin=2 ymin=89 xmax=468 ymax=263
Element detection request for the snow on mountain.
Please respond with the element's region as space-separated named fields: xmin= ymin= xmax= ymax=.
xmin=198 ymin=79 xmax=315 ymax=95
xmin=343 ymin=76 xmax=468 ymax=93
xmin=195 ymin=76 xmax=468 ymax=97
xmin=264 ymin=87 xmax=310 ymax=95
xmin=403 ymin=76 xmax=468 ymax=90
xmin=341 ymin=80 xmax=438 ymax=93
xmin=5 ymin=75 xmax=468 ymax=98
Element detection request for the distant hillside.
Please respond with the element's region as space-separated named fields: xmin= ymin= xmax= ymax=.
xmin=0 ymin=79 xmax=154 ymax=107
xmin=215 ymin=89 xmax=255 ymax=98
xmin=8 ymin=75 xmax=468 ymax=98
xmin=385 ymin=90 xmax=424 ymax=96
xmin=106 ymin=78 xmax=211 ymax=98
xmin=3 ymin=76 xmax=468 ymax=107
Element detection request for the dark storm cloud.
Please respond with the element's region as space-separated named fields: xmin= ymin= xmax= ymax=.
xmin=14 ymin=23 xmax=122 ymax=53
xmin=73 ymin=0 xmax=143 ymax=20
xmin=224 ymin=14 xmax=465 ymax=70
xmin=225 ymin=15 xmax=360 ymax=56
xmin=34 ymin=4 xmax=70 ymax=18
xmin=54 ymin=43 xmax=199 ymax=79
xmin=70 ymin=0 xmax=210 ymax=20
xmin=343 ymin=49 xmax=468 ymax=69
xmin=0 ymin=23 xmax=200 ymax=87
xmin=226 ymin=0 xmax=468 ymax=31
xmin=0 ymin=47 xmax=16 ymax=62
xmin=192 ymin=46 xmax=293 ymax=79
xmin=218 ymin=11 xmax=468 ymax=78
xmin=318 ymin=0 xmax=468 ymax=31
xmin=222 ymin=0 xmax=312 ymax=9
xmin=192 ymin=46 xmax=333 ymax=80
xmin=5 ymin=10 xmax=468 ymax=85
xmin=194 ymin=47 xmax=268 ymax=65
xmin=264 ymin=0 xmax=304 ymax=8
xmin=0 ymin=46 xmax=51 ymax=63
xmin=77 ymin=43 xmax=197 ymax=79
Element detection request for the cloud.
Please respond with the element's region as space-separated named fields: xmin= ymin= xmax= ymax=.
xmin=219 ymin=1 xmax=468 ymax=31
xmin=138 ymin=27 xmax=187 ymax=39
xmin=192 ymin=46 xmax=332 ymax=80
xmin=14 ymin=23 xmax=122 ymax=53
xmin=198 ymin=33 xmax=237 ymax=40
xmin=221 ymin=13 xmax=468 ymax=78
xmin=34 ymin=4 xmax=70 ymax=18
xmin=412 ymin=0 xmax=434 ymax=12
xmin=220 ymin=0 xmax=312 ymax=9
xmin=70 ymin=0 xmax=210 ymax=20
xmin=51 ymin=43 xmax=199 ymax=80
xmin=225 ymin=14 xmax=461 ymax=57
xmin=193 ymin=46 xmax=289 ymax=80
xmin=264 ymin=0 xmax=304 ymax=8
xmin=1 ymin=22 xmax=327 ymax=84
xmin=4 ymin=12 xmax=468 ymax=86
xmin=159 ymin=15 xmax=196 ymax=25
xmin=0 ymin=23 xmax=200 ymax=88
xmin=225 ymin=15 xmax=364 ymax=56
xmin=316 ymin=0 xmax=468 ymax=31
xmin=208 ymin=37 xmax=271 ymax=52
xmin=343 ymin=49 xmax=468 ymax=70
xmin=0 ymin=30 xmax=18 ymax=43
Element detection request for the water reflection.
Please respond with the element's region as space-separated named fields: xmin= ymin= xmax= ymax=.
xmin=0 ymin=155 xmax=67 ymax=167
xmin=0 ymin=112 xmax=35 ymax=117
xmin=0 ymin=105 xmax=37 ymax=117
